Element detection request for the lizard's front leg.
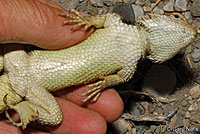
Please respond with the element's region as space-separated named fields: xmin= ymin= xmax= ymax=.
xmin=81 ymin=68 xmax=135 ymax=103
xmin=81 ymin=75 xmax=124 ymax=102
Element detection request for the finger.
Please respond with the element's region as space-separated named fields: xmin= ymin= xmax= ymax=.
xmin=1 ymin=98 xmax=107 ymax=134
xmin=36 ymin=0 xmax=65 ymax=11
xmin=42 ymin=98 xmax=107 ymax=134
xmin=0 ymin=0 xmax=94 ymax=49
xmin=55 ymin=86 xmax=124 ymax=123
xmin=0 ymin=119 xmax=50 ymax=134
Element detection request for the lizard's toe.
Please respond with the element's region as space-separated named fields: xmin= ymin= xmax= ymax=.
xmin=81 ymin=81 xmax=105 ymax=103
xmin=5 ymin=101 xmax=39 ymax=129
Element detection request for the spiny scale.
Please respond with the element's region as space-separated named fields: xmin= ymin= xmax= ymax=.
xmin=0 ymin=10 xmax=197 ymax=128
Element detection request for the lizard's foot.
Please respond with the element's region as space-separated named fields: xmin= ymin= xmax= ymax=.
xmin=81 ymin=75 xmax=125 ymax=103
xmin=81 ymin=81 xmax=106 ymax=103
xmin=4 ymin=96 xmax=39 ymax=129
xmin=59 ymin=9 xmax=92 ymax=30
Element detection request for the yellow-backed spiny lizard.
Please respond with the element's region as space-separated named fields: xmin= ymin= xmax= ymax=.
xmin=0 ymin=9 xmax=197 ymax=129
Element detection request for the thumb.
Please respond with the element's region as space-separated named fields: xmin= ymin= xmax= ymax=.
xmin=0 ymin=0 xmax=94 ymax=49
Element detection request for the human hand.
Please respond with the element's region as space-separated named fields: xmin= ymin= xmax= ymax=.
xmin=0 ymin=0 xmax=124 ymax=134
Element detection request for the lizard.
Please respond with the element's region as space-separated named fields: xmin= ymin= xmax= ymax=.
xmin=0 ymin=9 xmax=197 ymax=129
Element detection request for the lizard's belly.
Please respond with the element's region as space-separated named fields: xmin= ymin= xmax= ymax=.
xmin=30 ymin=55 xmax=120 ymax=91
xmin=29 ymin=26 xmax=141 ymax=91
xmin=29 ymin=29 xmax=125 ymax=90
xmin=5 ymin=25 xmax=143 ymax=93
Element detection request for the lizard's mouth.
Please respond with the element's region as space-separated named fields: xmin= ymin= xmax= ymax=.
xmin=197 ymin=29 xmax=200 ymax=36
xmin=193 ymin=29 xmax=200 ymax=42
xmin=191 ymin=27 xmax=198 ymax=42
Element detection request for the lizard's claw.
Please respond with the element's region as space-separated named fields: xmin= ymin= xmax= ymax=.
xmin=81 ymin=81 xmax=105 ymax=103
xmin=4 ymin=96 xmax=39 ymax=129
xmin=59 ymin=9 xmax=92 ymax=30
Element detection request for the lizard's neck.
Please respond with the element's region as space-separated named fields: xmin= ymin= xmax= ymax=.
xmin=137 ymin=26 xmax=149 ymax=58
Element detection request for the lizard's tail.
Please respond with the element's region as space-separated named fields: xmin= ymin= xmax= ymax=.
xmin=0 ymin=74 xmax=22 ymax=113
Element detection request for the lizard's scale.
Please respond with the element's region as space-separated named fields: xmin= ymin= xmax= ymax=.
xmin=138 ymin=13 xmax=197 ymax=63
xmin=0 ymin=11 xmax=197 ymax=128
xmin=29 ymin=26 xmax=144 ymax=91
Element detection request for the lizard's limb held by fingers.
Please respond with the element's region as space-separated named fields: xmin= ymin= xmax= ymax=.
xmin=60 ymin=9 xmax=117 ymax=30
xmin=81 ymin=74 xmax=125 ymax=102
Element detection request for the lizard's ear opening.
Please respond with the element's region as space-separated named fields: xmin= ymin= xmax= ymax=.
xmin=137 ymin=13 xmax=197 ymax=63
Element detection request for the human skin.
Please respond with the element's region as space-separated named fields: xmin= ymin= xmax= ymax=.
xmin=0 ymin=0 xmax=124 ymax=134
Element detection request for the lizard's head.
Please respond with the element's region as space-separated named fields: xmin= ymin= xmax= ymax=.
xmin=137 ymin=13 xmax=197 ymax=63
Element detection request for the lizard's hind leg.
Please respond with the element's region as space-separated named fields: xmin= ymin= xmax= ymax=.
xmin=59 ymin=9 xmax=93 ymax=30
xmin=4 ymin=84 xmax=63 ymax=129
xmin=59 ymin=9 xmax=113 ymax=30
xmin=0 ymin=74 xmax=22 ymax=113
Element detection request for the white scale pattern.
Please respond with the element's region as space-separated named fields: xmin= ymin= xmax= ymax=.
xmin=0 ymin=12 xmax=197 ymax=127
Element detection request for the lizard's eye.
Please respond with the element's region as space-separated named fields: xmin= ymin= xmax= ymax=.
xmin=173 ymin=14 xmax=181 ymax=19
xmin=169 ymin=12 xmax=189 ymax=24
